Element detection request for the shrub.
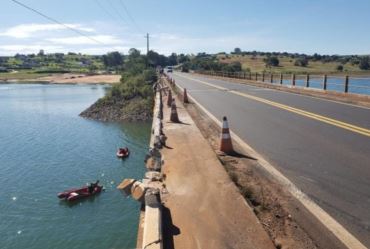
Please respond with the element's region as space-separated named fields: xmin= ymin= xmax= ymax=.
xmin=294 ymin=57 xmax=309 ymax=67
xmin=336 ymin=65 xmax=344 ymax=71
xmin=359 ymin=57 xmax=370 ymax=70
xmin=264 ymin=56 xmax=279 ymax=67
xmin=181 ymin=62 xmax=190 ymax=72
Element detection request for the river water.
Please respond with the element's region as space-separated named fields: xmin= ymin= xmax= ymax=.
xmin=0 ymin=83 xmax=151 ymax=249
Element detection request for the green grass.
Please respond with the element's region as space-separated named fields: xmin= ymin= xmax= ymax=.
xmin=0 ymin=70 xmax=48 ymax=80
xmin=217 ymin=54 xmax=370 ymax=75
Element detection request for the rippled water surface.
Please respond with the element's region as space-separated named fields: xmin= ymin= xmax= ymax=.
xmin=0 ymin=84 xmax=151 ymax=249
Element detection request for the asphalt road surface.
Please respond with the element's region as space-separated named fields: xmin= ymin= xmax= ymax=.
xmin=170 ymin=72 xmax=370 ymax=247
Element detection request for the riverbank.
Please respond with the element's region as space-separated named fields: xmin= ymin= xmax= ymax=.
xmin=0 ymin=73 xmax=120 ymax=84
xmin=79 ymin=69 xmax=156 ymax=122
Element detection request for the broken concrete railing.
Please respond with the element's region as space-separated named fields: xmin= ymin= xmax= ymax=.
xmin=117 ymin=81 xmax=167 ymax=249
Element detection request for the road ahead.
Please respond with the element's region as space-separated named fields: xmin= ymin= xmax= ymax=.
xmin=171 ymin=72 xmax=370 ymax=247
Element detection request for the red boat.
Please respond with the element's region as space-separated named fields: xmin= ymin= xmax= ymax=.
xmin=117 ymin=147 xmax=129 ymax=158
xmin=58 ymin=181 xmax=102 ymax=202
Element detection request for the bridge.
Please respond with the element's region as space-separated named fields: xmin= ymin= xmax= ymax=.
xmin=169 ymin=71 xmax=370 ymax=247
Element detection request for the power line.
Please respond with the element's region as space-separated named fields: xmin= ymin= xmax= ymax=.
xmin=10 ymin=0 xmax=107 ymax=46
xmin=106 ymin=0 xmax=129 ymax=27
xmin=93 ymin=0 xmax=122 ymax=25
xmin=118 ymin=0 xmax=144 ymax=33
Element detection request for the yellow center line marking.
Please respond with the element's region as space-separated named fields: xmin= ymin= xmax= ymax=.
xmin=176 ymin=73 xmax=370 ymax=138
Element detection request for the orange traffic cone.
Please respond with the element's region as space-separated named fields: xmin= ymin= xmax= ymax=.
xmin=183 ymin=88 xmax=189 ymax=103
xmin=220 ymin=116 xmax=233 ymax=154
xmin=167 ymin=90 xmax=172 ymax=107
xmin=170 ymin=98 xmax=180 ymax=123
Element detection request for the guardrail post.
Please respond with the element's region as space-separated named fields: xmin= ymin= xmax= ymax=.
xmin=255 ymin=73 xmax=258 ymax=81
xmin=292 ymin=74 xmax=296 ymax=86
xmin=270 ymin=74 xmax=273 ymax=83
xmin=323 ymin=75 xmax=327 ymax=90
xmin=262 ymin=72 xmax=265 ymax=82
xmin=280 ymin=73 xmax=283 ymax=84
xmin=306 ymin=74 xmax=310 ymax=88
xmin=344 ymin=75 xmax=349 ymax=93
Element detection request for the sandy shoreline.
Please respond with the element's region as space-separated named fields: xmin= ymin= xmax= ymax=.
xmin=0 ymin=73 xmax=121 ymax=84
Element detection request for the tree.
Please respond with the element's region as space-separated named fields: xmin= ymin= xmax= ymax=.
xmin=294 ymin=57 xmax=309 ymax=67
xmin=102 ymin=51 xmax=123 ymax=68
xmin=181 ymin=62 xmax=190 ymax=72
xmin=128 ymin=48 xmax=141 ymax=59
xmin=147 ymin=50 xmax=167 ymax=67
xmin=312 ymin=53 xmax=322 ymax=61
xmin=359 ymin=57 xmax=370 ymax=70
xmin=168 ymin=53 xmax=178 ymax=65
xmin=0 ymin=57 xmax=7 ymax=66
xmin=38 ymin=49 xmax=45 ymax=57
xmin=233 ymin=48 xmax=242 ymax=54
xmin=336 ymin=65 xmax=344 ymax=71
xmin=88 ymin=64 xmax=98 ymax=73
xmin=178 ymin=54 xmax=190 ymax=64
xmin=264 ymin=56 xmax=279 ymax=67
xmin=222 ymin=61 xmax=242 ymax=72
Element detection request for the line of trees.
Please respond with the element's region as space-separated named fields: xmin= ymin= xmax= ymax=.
xmin=231 ymin=48 xmax=370 ymax=70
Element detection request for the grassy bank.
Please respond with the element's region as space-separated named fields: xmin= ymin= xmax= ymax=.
xmin=218 ymin=54 xmax=370 ymax=75
xmin=0 ymin=70 xmax=47 ymax=80
xmin=80 ymin=50 xmax=158 ymax=122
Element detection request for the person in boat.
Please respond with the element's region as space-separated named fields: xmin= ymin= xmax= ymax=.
xmin=119 ymin=147 xmax=128 ymax=154
xmin=88 ymin=180 xmax=99 ymax=193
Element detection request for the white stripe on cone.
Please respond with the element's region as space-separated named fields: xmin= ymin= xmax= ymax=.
xmin=222 ymin=133 xmax=231 ymax=139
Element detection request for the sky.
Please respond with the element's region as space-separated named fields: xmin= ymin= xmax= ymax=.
xmin=0 ymin=0 xmax=370 ymax=56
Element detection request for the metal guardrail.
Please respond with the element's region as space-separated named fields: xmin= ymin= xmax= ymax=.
xmin=199 ymin=71 xmax=370 ymax=96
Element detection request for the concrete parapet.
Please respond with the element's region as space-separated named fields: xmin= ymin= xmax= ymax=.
xmin=142 ymin=189 xmax=162 ymax=249
xmin=117 ymin=179 xmax=136 ymax=196
xmin=131 ymin=181 xmax=147 ymax=202
xmin=145 ymin=171 xmax=163 ymax=181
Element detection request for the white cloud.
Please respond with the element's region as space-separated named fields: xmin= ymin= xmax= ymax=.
xmin=0 ymin=44 xmax=64 ymax=55
xmin=47 ymin=35 xmax=123 ymax=45
xmin=78 ymin=46 xmax=131 ymax=54
xmin=150 ymin=33 xmax=273 ymax=55
xmin=0 ymin=23 xmax=94 ymax=38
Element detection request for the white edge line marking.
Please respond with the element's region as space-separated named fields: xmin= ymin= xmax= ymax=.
xmin=190 ymin=73 xmax=370 ymax=110
xmin=173 ymin=76 xmax=367 ymax=249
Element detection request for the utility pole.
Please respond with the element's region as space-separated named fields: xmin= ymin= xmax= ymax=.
xmin=146 ymin=33 xmax=150 ymax=54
